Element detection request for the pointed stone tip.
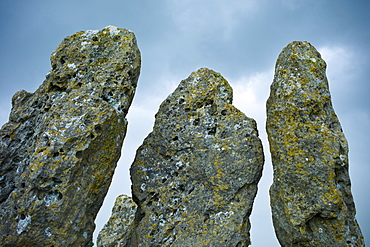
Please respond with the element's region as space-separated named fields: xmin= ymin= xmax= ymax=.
xmin=285 ymin=41 xmax=314 ymax=50
xmin=188 ymin=68 xmax=218 ymax=78
xmin=193 ymin=67 xmax=215 ymax=73
xmin=81 ymin=25 xmax=134 ymax=38
xmin=105 ymin=25 xmax=118 ymax=29
xmin=275 ymin=41 xmax=325 ymax=73
xmin=183 ymin=67 xmax=233 ymax=104
xmin=282 ymin=41 xmax=322 ymax=59
xmin=289 ymin=40 xmax=311 ymax=46
xmin=105 ymin=25 xmax=120 ymax=35
xmin=104 ymin=25 xmax=132 ymax=35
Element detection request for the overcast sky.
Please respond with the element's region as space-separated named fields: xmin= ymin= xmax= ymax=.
xmin=1 ymin=0 xmax=369 ymax=245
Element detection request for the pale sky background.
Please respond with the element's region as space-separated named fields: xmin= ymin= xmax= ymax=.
xmin=0 ymin=0 xmax=369 ymax=246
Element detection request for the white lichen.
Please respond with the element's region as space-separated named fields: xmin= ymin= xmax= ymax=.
xmin=218 ymin=86 xmax=230 ymax=101
xmin=81 ymin=41 xmax=90 ymax=49
xmin=45 ymin=227 xmax=52 ymax=237
xmin=106 ymin=25 xmax=120 ymax=35
xmin=17 ymin=215 xmax=31 ymax=234
xmin=141 ymin=148 xmax=148 ymax=155
xmin=140 ymin=183 xmax=146 ymax=192
xmin=83 ymin=29 xmax=99 ymax=37
xmin=44 ymin=192 xmax=61 ymax=207
xmin=211 ymin=211 xmax=235 ymax=225
xmin=67 ymin=63 xmax=77 ymax=70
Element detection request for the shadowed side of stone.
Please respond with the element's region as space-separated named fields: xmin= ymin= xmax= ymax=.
xmin=129 ymin=68 xmax=264 ymax=246
xmin=0 ymin=26 xmax=140 ymax=246
xmin=266 ymin=41 xmax=364 ymax=246
xmin=97 ymin=195 xmax=137 ymax=247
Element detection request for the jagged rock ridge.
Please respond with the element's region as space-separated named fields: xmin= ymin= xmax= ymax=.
xmin=127 ymin=68 xmax=264 ymax=246
xmin=266 ymin=41 xmax=364 ymax=246
xmin=0 ymin=26 xmax=140 ymax=246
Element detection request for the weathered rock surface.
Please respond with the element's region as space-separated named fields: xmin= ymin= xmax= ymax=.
xmin=97 ymin=194 xmax=137 ymax=247
xmin=0 ymin=26 xmax=140 ymax=246
xmin=129 ymin=68 xmax=264 ymax=246
xmin=267 ymin=41 xmax=364 ymax=246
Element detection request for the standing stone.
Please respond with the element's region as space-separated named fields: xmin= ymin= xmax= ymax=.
xmin=97 ymin=195 xmax=137 ymax=247
xmin=0 ymin=26 xmax=140 ymax=246
xmin=129 ymin=68 xmax=264 ymax=246
xmin=267 ymin=41 xmax=364 ymax=246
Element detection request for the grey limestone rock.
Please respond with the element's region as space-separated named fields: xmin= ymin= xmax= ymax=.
xmin=266 ymin=41 xmax=364 ymax=246
xmin=129 ymin=68 xmax=264 ymax=246
xmin=97 ymin=194 xmax=137 ymax=247
xmin=0 ymin=26 xmax=140 ymax=246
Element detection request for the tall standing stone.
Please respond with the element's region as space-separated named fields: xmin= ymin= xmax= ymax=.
xmin=0 ymin=26 xmax=141 ymax=246
xmin=267 ymin=41 xmax=364 ymax=246
xmin=129 ymin=68 xmax=264 ymax=246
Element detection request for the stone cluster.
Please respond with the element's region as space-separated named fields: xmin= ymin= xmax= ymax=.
xmin=0 ymin=26 xmax=140 ymax=246
xmin=0 ymin=26 xmax=364 ymax=247
xmin=266 ymin=41 xmax=364 ymax=246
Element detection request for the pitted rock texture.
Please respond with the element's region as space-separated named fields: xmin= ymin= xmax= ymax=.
xmin=129 ymin=68 xmax=264 ymax=246
xmin=0 ymin=26 xmax=140 ymax=246
xmin=97 ymin=194 xmax=137 ymax=247
xmin=266 ymin=41 xmax=364 ymax=246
